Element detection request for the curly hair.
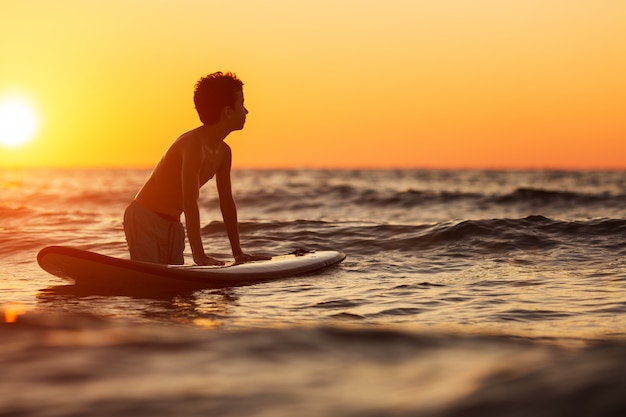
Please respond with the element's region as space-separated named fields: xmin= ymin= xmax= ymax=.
xmin=193 ymin=72 xmax=244 ymax=125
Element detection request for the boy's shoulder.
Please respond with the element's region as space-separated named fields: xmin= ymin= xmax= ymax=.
xmin=169 ymin=128 xmax=205 ymax=152
xmin=175 ymin=126 xmax=204 ymax=143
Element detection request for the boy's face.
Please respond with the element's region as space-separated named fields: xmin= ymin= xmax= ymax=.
xmin=228 ymin=91 xmax=248 ymax=131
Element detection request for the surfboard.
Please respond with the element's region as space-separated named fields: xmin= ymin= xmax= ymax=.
xmin=37 ymin=246 xmax=346 ymax=291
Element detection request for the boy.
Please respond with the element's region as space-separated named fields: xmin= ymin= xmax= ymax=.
xmin=123 ymin=72 xmax=270 ymax=266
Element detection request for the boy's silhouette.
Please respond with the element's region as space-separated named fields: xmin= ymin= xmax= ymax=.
xmin=123 ymin=72 xmax=269 ymax=266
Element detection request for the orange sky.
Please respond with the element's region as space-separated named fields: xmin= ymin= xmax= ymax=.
xmin=1 ymin=1 xmax=625 ymax=169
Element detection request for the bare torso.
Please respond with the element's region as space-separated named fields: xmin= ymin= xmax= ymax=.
xmin=134 ymin=126 xmax=227 ymax=217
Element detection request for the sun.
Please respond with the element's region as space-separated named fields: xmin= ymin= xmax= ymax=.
xmin=0 ymin=97 xmax=39 ymax=148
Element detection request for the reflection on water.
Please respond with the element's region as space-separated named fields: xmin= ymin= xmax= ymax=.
xmin=2 ymin=302 xmax=26 ymax=323
xmin=37 ymin=285 xmax=242 ymax=328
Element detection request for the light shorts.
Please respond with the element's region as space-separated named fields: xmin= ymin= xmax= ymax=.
xmin=123 ymin=200 xmax=185 ymax=265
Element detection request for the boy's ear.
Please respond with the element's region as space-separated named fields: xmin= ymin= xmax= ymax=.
xmin=221 ymin=106 xmax=233 ymax=120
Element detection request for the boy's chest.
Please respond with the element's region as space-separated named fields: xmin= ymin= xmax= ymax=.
xmin=198 ymin=144 xmax=223 ymax=185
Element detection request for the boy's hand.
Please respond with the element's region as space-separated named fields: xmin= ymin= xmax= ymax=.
xmin=193 ymin=253 xmax=225 ymax=266
xmin=234 ymin=253 xmax=272 ymax=264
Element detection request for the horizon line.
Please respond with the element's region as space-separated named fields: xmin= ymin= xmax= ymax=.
xmin=1 ymin=164 xmax=625 ymax=172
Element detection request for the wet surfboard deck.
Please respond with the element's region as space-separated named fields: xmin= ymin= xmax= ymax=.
xmin=37 ymin=246 xmax=346 ymax=290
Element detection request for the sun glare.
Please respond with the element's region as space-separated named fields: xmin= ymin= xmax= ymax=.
xmin=0 ymin=97 xmax=39 ymax=148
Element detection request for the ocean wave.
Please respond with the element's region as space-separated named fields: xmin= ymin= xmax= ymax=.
xmin=492 ymin=187 xmax=624 ymax=206
xmin=235 ymin=183 xmax=626 ymax=208
xmin=201 ymin=216 xmax=626 ymax=258
xmin=3 ymin=312 xmax=626 ymax=417
xmin=228 ymin=183 xmax=626 ymax=225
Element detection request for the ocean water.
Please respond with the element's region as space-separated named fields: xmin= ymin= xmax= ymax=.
xmin=2 ymin=168 xmax=626 ymax=416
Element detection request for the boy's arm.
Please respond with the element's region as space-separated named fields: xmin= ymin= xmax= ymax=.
xmin=216 ymin=145 xmax=270 ymax=263
xmin=181 ymin=147 xmax=224 ymax=266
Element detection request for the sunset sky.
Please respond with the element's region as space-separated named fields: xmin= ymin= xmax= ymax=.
xmin=1 ymin=1 xmax=625 ymax=169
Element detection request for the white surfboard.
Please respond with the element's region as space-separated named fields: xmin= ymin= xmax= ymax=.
xmin=37 ymin=246 xmax=346 ymax=291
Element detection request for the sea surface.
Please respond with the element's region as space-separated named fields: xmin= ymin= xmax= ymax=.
xmin=1 ymin=168 xmax=626 ymax=416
